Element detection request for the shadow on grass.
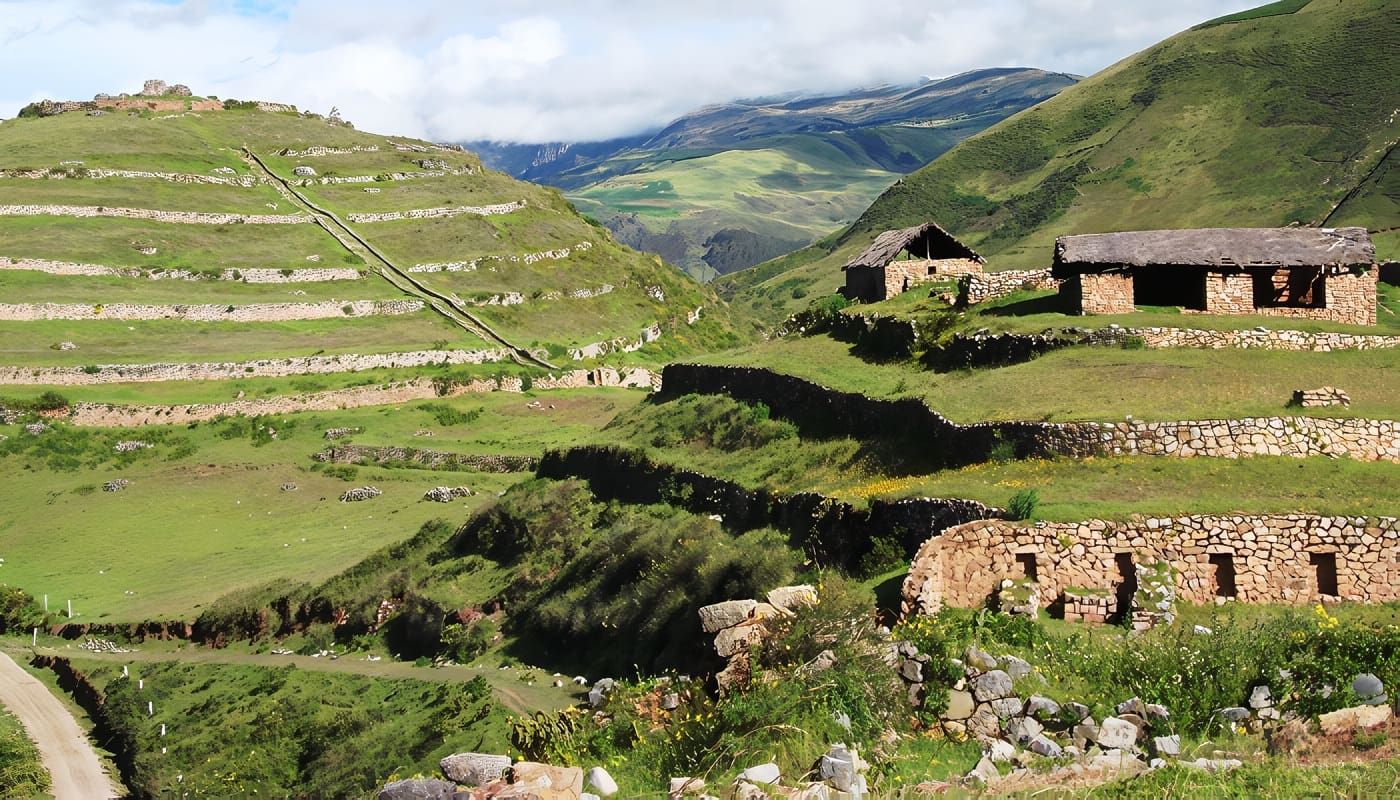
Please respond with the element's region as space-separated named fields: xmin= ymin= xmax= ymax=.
xmin=980 ymin=293 xmax=1069 ymax=317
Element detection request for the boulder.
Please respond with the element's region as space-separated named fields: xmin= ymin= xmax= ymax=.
xmin=966 ymin=755 xmax=1001 ymax=786
xmin=1027 ymin=735 xmax=1063 ymax=759
xmin=1025 ymin=696 xmax=1061 ymax=722
xmin=900 ymin=659 xmax=924 ymax=683
xmin=1095 ymin=717 xmax=1139 ymax=750
xmin=990 ymin=697 xmax=1024 ymax=719
xmin=971 ymin=670 xmax=1014 ymax=702
xmin=377 ymin=779 xmax=458 ymax=800
xmin=585 ymin=766 xmax=618 ymax=797
xmin=945 ymin=689 xmax=975 ymax=720
xmin=1152 ymin=735 xmax=1181 ymax=758
xmin=588 ymin=678 xmax=616 ymax=708
xmin=817 ymin=744 xmax=867 ymax=793
xmin=669 ymin=778 xmax=705 ymax=799
xmin=737 ymin=763 xmax=781 ymax=785
xmin=699 ymin=600 xmax=756 ymax=633
xmin=1000 ymin=655 xmax=1033 ymax=680
xmin=1248 ymin=685 xmax=1273 ymax=709
xmin=513 ymin=762 xmax=583 ymax=797
xmin=766 ymin=585 xmax=817 ymax=612
xmin=440 ymin=752 xmax=511 ymax=786
xmin=985 ymin=739 xmax=1017 ymax=763
xmin=1318 ymin=704 xmax=1392 ymax=735
xmin=1218 ymin=707 xmax=1250 ymax=722
xmin=967 ymin=706 xmax=1001 ymax=739
xmin=1353 ymin=673 xmax=1387 ymax=706
xmin=1002 ymin=716 xmax=1044 ymax=745
xmin=964 ymin=646 xmax=999 ymax=672
xmin=715 ymin=623 xmax=766 ymax=657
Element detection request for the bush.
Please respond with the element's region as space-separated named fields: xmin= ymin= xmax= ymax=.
xmin=1006 ymin=488 xmax=1040 ymax=521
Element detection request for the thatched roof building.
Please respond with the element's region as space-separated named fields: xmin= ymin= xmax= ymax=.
xmin=841 ymin=222 xmax=984 ymax=302
xmin=1053 ymin=227 xmax=1377 ymax=325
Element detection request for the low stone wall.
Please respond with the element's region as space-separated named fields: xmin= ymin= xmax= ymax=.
xmin=62 ymin=368 xmax=657 ymax=426
xmin=569 ymin=323 xmax=663 ymax=360
xmin=278 ymin=145 xmax=380 ymax=157
xmin=539 ymin=445 xmax=1000 ymax=568
xmin=0 ymin=299 xmax=422 ymax=322
xmin=0 ymin=204 xmax=312 ymax=224
xmin=315 ymin=444 xmax=538 ymax=473
xmin=902 ymin=515 xmax=1400 ymax=617
xmin=292 ymin=167 xmax=476 ymax=185
xmin=658 ymin=364 xmax=1400 ymax=463
xmin=0 ymin=257 xmax=361 ymax=282
xmin=346 ymin=200 xmax=526 ymax=223
xmin=1123 ymin=326 xmax=1400 ymax=352
xmin=0 ymin=348 xmax=510 ymax=385
xmin=408 ymin=241 xmax=592 ymax=273
xmin=1 ymin=167 xmax=262 ymax=186
xmin=959 ymin=269 xmax=1059 ymax=305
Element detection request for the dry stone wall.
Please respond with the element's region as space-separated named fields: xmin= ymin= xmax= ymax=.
xmin=0 ymin=299 xmax=421 ymax=322
xmin=0 ymin=257 xmax=361 ymax=282
xmin=315 ymin=445 xmax=537 ymax=473
xmin=346 ymin=200 xmax=525 ymax=223
xmin=658 ymin=364 xmax=1400 ymax=464
xmin=278 ymin=145 xmax=380 ymax=157
xmin=903 ymin=515 xmax=1400 ymax=618
xmin=0 ymin=205 xmax=312 ymax=224
xmin=408 ymin=241 xmax=593 ymax=273
xmin=1 ymin=167 xmax=261 ymax=187
xmin=292 ymin=166 xmax=477 ymax=186
xmin=0 ymin=348 xmax=510 ymax=385
xmin=959 ymin=269 xmax=1059 ymax=305
xmin=1122 ymin=326 xmax=1400 ymax=352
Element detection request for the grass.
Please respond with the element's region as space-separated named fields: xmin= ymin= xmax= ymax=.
xmin=299 ymin=168 xmax=532 ymax=214
xmin=697 ymin=334 xmax=1400 ymax=422
xmin=0 ymin=389 xmax=643 ymax=621
xmin=597 ymin=393 xmax=1400 ymax=519
xmin=0 ymin=313 xmax=469 ymax=366
xmin=0 ymin=215 xmax=354 ymax=271
xmin=0 ymin=175 xmax=286 ymax=214
xmin=0 ymin=705 xmax=50 ymax=799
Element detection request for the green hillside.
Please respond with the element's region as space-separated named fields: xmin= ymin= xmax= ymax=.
xmin=720 ymin=0 xmax=1400 ymax=323
xmin=0 ymin=101 xmax=728 ymax=386
xmin=477 ymin=69 xmax=1076 ymax=280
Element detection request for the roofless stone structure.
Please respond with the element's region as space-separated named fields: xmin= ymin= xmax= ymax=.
xmin=841 ymin=222 xmax=985 ymax=302
xmin=1052 ymin=227 xmax=1378 ymax=325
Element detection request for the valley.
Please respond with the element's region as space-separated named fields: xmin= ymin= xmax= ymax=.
xmin=0 ymin=0 xmax=1397 ymax=798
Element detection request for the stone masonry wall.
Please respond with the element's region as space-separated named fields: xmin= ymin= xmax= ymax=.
xmin=959 ymin=269 xmax=1059 ymax=305
xmin=0 ymin=299 xmax=422 ymax=322
xmin=2 ymin=167 xmax=262 ymax=187
xmin=0 ymin=205 xmax=312 ymax=225
xmin=0 ymin=349 xmax=510 ymax=385
xmin=903 ymin=515 xmax=1400 ymax=617
xmin=1074 ymin=272 xmax=1135 ymax=314
xmin=408 ymin=242 xmax=592 ymax=273
xmin=882 ymin=258 xmax=982 ymax=300
xmin=1192 ymin=269 xmax=1377 ymax=326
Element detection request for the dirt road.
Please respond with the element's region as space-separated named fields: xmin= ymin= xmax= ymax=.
xmin=0 ymin=651 xmax=121 ymax=799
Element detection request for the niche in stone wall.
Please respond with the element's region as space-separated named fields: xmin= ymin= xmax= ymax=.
xmin=1208 ymin=553 xmax=1238 ymax=598
xmin=1015 ymin=552 xmax=1039 ymax=582
xmin=1112 ymin=552 xmax=1136 ymax=623
xmin=1310 ymin=552 xmax=1339 ymax=597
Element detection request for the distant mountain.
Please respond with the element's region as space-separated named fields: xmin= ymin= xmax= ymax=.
xmin=469 ymin=68 xmax=1077 ymax=280
xmin=718 ymin=0 xmax=1400 ymax=323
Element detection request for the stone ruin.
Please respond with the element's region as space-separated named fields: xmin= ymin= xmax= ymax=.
xmin=141 ymin=80 xmax=192 ymax=97
xmin=102 ymin=479 xmax=130 ymax=492
xmin=1292 ymin=386 xmax=1350 ymax=407
xmin=339 ymin=486 xmax=382 ymax=502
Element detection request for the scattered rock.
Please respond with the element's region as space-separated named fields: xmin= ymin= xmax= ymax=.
xmin=340 ymin=485 xmax=382 ymax=502
xmin=698 ymin=600 xmax=757 ymax=633
xmin=1152 ymin=735 xmax=1181 ymax=758
xmin=440 ymin=753 xmax=511 ymax=786
xmin=1095 ymin=717 xmax=1139 ymax=750
xmin=1318 ymin=704 xmax=1392 ymax=735
xmin=971 ymin=670 xmax=1014 ymax=702
xmin=964 ymin=646 xmax=999 ymax=672
xmin=1028 ymin=734 xmax=1064 ymax=758
xmin=585 ymin=766 xmax=618 ymax=797
xmin=588 ymin=678 xmax=615 ymax=708
xmin=377 ymin=778 xmax=458 ymax=800
xmin=737 ymin=763 xmax=781 ymax=785
xmin=1353 ymin=673 xmax=1387 ymax=705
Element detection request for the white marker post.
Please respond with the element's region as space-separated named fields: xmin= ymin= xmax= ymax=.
xmin=43 ymin=594 xmax=48 ymax=611
xmin=31 ymin=628 xmax=37 ymax=647
xmin=67 ymin=599 xmax=72 ymax=618
xmin=147 ymin=701 xmax=153 ymax=717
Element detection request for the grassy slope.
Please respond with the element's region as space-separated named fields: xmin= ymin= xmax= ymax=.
xmin=720 ymin=0 xmax=1400 ymax=324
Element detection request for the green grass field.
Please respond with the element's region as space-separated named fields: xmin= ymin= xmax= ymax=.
xmin=0 ymin=314 xmax=470 ymax=366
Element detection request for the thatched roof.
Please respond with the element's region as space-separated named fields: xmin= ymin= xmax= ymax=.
xmin=1054 ymin=227 xmax=1374 ymax=272
xmin=843 ymin=222 xmax=983 ymax=270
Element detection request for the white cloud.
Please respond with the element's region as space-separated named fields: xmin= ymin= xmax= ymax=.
xmin=0 ymin=0 xmax=1262 ymax=142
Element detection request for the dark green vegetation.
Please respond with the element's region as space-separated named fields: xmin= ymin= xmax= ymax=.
xmin=474 ymin=69 xmax=1077 ymax=280
xmin=720 ymin=0 xmax=1400 ymax=323
xmin=0 ymin=705 xmax=50 ymax=800
xmin=73 ymin=658 xmax=508 ymax=798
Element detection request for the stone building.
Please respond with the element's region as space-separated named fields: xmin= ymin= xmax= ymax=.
xmin=841 ymin=222 xmax=985 ymax=302
xmin=1052 ymin=227 xmax=1377 ymax=325
xmin=903 ymin=515 xmax=1400 ymax=624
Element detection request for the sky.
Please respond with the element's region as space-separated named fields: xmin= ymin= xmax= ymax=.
xmin=0 ymin=0 xmax=1263 ymax=143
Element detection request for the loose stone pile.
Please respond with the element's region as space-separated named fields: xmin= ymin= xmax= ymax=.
xmin=1292 ymin=386 xmax=1350 ymax=407
xmin=113 ymin=440 xmax=152 ymax=452
xmin=339 ymin=486 xmax=382 ymax=502
xmin=78 ymin=637 xmax=131 ymax=653
xmin=424 ymin=486 xmax=474 ymax=502
xmin=699 ymin=586 xmax=818 ymax=696
xmin=323 ymin=426 xmax=364 ymax=440
xmin=102 ymin=479 xmax=130 ymax=492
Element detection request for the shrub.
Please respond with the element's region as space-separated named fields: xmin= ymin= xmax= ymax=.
xmin=1007 ymin=488 xmax=1039 ymax=521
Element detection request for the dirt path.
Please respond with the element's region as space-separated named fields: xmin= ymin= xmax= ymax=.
xmin=0 ymin=651 xmax=122 ymax=799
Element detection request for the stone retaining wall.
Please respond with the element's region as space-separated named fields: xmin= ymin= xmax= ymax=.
xmin=0 ymin=204 xmax=312 ymax=224
xmin=408 ymin=241 xmax=593 ymax=273
xmin=315 ymin=444 xmax=538 ymax=473
xmin=1 ymin=167 xmax=261 ymax=186
xmin=0 ymin=299 xmax=422 ymax=322
xmin=278 ymin=145 xmax=380 ymax=157
xmin=346 ymin=199 xmax=525 ymax=223
xmin=1124 ymin=326 xmax=1400 ymax=352
xmin=0 ymin=348 xmax=510 ymax=385
xmin=658 ymin=364 xmax=1400 ymax=464
xmin=62 ymin=368 xmax=657 ymax=426
xmin=292 ymin=167 xmax=476 ymax=185
xmin=959 ymin=269 xmax=1059 ymax=305
xmin=0 ymin=257 xmax=361 ymax=282
xmin=902 ymin=515 xmax=1400 ymax=617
